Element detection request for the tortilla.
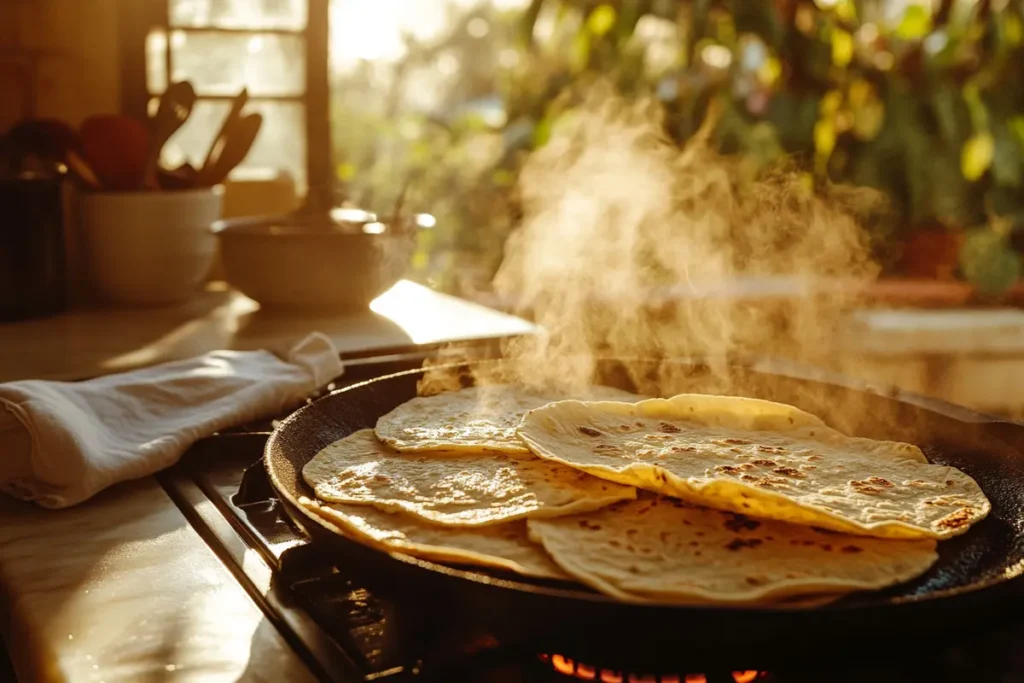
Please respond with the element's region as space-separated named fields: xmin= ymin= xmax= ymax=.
xmin=299 ymin=496 xmax=570 ymax=580
xmin=527 ymin=497 xmax=939 ymax=604
xmin=516 ymin=395 xmax=990 ymax=539
xmin=375 ymin=384 xmax=641 ymax=454
xmin=303 ymin=429 xmax=636 ymax=526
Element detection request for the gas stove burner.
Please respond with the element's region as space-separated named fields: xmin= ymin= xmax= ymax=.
xmin=541 ymin=654 xmax=767 ymax=683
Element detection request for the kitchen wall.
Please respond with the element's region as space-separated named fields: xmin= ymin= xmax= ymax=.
xmin=0 ymin=0 xmax=121 ymax=131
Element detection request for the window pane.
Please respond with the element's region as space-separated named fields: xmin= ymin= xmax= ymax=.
xmin=159 ymin=99 xmax=307 ymax=193
xmin=146 ymin=30 xmax=168 ymax=93
xmin=170 ymin=30 xmax=305 ymax=97
xmin=170 ymin=0 xmax=307 ymax=30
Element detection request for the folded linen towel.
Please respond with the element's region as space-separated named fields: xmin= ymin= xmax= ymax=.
xmin=0 ymin=332 xmax=343 ymax=508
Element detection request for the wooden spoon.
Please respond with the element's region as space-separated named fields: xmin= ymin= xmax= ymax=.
xmin=156 ymin=162 xmax=198 ymax=190
xmin=197 ymin=87 xmax=248 ymax=186
xmin=140 ymin=81 xmax=196 ymax=189
xmin=199 ymin=113 xmax=262 ymax=186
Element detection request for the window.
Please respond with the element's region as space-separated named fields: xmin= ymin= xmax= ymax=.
xmin=127 ymin=0 xmax=532 ymax=290
xmin=132 ymin=0 xmax=328 ymax=196
xmin=131 ymin=0 xmax=523 ymax=210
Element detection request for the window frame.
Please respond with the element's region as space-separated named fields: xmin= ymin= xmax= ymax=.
xmin=119 ymin=0 xmax=331 ymax=205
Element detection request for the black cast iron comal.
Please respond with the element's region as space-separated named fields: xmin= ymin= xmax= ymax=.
xmin=264 ymin=358 xmax=1024 ymax=673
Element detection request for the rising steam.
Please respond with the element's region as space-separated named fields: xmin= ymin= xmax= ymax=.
xmin=490 ymin=88 xmax=883 ymax=397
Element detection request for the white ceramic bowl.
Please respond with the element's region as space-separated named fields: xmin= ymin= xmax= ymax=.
xmin=213 ymin=211 xmax=418 ymax=311
xmin=79 ymin=187 xmax=223 ymax=305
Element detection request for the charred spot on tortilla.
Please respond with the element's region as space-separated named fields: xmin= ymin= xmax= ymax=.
xmin=725 ymin=538 xmax=763 ymax=551
xmin=722 ymin=514 xmax=762 ymax=533
xmin=850 ymin=480 xmax=885 ymax=495
xmin=773 ymin=467 xmax=804 ymax=478
xmin=937 ymin=508 xmax=976 ymax=530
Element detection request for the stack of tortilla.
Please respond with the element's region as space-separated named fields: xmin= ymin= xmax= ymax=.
xmin=300 ymin=384 xmax=991 ymax=606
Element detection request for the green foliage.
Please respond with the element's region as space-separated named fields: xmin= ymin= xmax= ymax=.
xmin=896 ymin=5 xmax=932 ymax=40
xmin=960 ymin=225 xmax=1022 ymax=296
xmin=330 ymin=0 xmax=1024 ymax=296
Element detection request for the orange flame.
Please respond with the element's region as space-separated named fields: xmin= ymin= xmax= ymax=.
xmin=552 ymin=655 xmax=576 ymax=675
xmin=544 ymin=654 xmax=766 ymax=683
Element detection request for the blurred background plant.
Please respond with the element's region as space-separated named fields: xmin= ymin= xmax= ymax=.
xmin=330 ymin=0 xmax=1024 ymax=298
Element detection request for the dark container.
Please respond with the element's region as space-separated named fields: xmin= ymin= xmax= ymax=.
xmin=0 ymin=174 xmax=68 ymax=321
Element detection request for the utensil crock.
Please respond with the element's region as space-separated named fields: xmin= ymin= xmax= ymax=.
xmin=79 ymin=187 xmax=223 ymax=306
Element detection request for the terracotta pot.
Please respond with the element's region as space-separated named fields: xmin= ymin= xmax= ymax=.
xmin=897 ymin=228 xmax=964 ymax=280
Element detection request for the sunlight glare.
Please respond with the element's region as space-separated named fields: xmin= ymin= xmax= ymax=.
xmin=330 ymin=0 xmax=531 ymax=68
xmin=331 ymin=0 xmax=440 ymax=66
xmin=701 ymin=44 xmax=733 ymax=70
xmin=369 ymin=281 xmax=441 ymax=343
xmin=468 ymin=17 xmax=490 ymax=38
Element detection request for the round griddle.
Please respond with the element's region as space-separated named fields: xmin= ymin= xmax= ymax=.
xmin=265 ymin=358 xmax=1024 ymax=672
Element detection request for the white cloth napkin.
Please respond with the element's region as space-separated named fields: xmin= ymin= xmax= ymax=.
xmin=0 ymin=332 xmax=344 ymax=508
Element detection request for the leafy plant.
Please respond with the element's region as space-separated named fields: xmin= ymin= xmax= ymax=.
xmin=330 ymin=0 xmax=1024 ymax=297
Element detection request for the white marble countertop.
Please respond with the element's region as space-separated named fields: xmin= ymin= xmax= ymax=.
xmin=0 ymin=479 xmax=318 ymax=682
